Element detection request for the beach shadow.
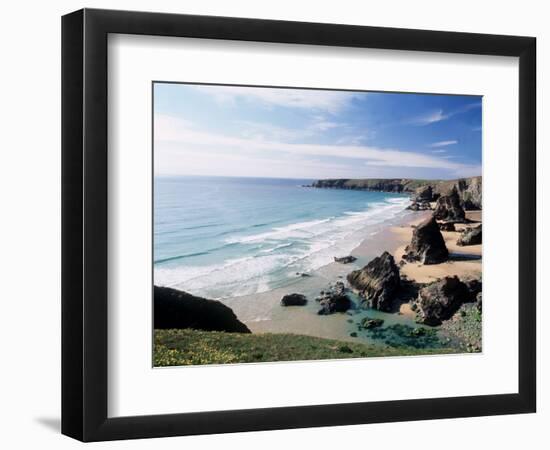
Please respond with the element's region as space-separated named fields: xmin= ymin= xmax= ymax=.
xmin=35 ymin=417 xmax=61 ymax=433
xmin=449 ymin=253 xmax=482 ymax=262
xmin=390 ymin=278 xmax=421 ymax=313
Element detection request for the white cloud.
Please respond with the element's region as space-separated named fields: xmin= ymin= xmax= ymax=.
xmin=408 ymin=101 xmax=481 ymax=127
xmin=155 ymin=114 xmax=480 ymax=179
xmin=193 ymin=85 xmax=357 ymax=114
xmin=336 ymin=135 xmax=369 ymax=145
xmin=430 ymin=140 xmax=458 ymax=148
xmin=310 ymin=120 xmax=343 ymax=131
xmin=408 ymin=109 xmax=449 ymax=126
xmin=235 ymin=120 xmax=313 ymax=142
xmin=431 ymin=149 xmax=447 ymax=154
xmin=235 ymin=117 xmax=349 ymax=143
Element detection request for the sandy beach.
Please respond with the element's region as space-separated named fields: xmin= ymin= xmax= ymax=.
xmin=222 ymin=210 xmax=433 ymax=343
xmin=393 ymin=210 xmax=482 ymax=284
xmin=221 ymin=208 xmax=482 ymax=347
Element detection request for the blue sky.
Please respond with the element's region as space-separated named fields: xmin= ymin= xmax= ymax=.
xmin=154 ymin=83 xmax=481 ymax=180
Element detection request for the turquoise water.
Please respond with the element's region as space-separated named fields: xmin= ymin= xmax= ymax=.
xmin=154 ymin=176 xmax=410 ymax=299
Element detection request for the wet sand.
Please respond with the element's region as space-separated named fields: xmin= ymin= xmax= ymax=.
xmin=223 ymin=209 xmax=482 ymax=346
xmin=223 ymin=210 xmax=430 ymax=343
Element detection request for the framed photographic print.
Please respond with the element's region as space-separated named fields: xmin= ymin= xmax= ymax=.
xmin=62 ymin=8 xmax=536 ymax=442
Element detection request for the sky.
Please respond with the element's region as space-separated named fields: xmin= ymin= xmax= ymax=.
xmin=153 ymin=83 xmax=482 ymax=180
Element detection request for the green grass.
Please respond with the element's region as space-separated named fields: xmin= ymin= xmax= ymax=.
xmin=154 ymin=329 xmax=457 ymax=366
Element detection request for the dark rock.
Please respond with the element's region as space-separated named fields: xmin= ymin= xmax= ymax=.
xmin=419 ymin=201 xmax=432 ymax=210
xmin=410 ymin=327 xmax=426 ymax=337
xmin=464 ymin=278 xmax=482 ymax=301
xmin=404 ymin=216 xmax=449 ymax=265
xmin=360 ymin=317 xmax=385 ymax=329
xmin=317 ymin=281 xmax=351 ymax=315
xmin=154 ymin=285 xmax=250 ymax=333
xmin=476 ymin=292 xmax=482 ymax=311
xmin=433 ymin=187 xmax=466 ymax=222
xmin=413 ymin=276 xmax=471 ymax=325
xmin=347 ymin=251 xmax=400 ymax=312
xmin=457 ymin=224 xmax=482 ymax=246
xmin=331 ymin=281 xmax=346 ymax=296
xmin=334 ymin=255 xmax=357 ymax=264
xmin=338 ymin=345 xmax=353 ymax=354
xmin=439 ymin=222 xmax=456 ymax=232
xmin=350 ymin=332 xmax=358 ymax=337
xmin=409 ymin=201 xmax=432 ymax=211
xmin=413 ymin=185 xmax=433 ymax=202
xmin=281 ymin=293 xmax=308 ymax=306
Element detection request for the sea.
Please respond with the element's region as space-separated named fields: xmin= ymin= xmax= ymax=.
xmin=154 ymin=176 xmax=411 ymax=300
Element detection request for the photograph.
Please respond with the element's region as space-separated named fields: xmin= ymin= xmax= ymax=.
xmin=152 ymin=83 xmax=483 ymax=366
xmin=0 ymin=1 xmax=542 ymax=446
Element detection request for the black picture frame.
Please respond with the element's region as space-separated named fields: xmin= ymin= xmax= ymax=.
xmin=62 ymin=8 xmax=536 ymax=442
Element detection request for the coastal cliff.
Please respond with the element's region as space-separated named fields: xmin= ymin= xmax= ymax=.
xmin=309 ymin=176 xmax=482 ymax=209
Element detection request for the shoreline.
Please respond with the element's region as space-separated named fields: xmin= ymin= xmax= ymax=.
xmin=222 ymin=209 xmax=432 ymax=343
xmin=222 ymin=208 xmax=482 ymax=348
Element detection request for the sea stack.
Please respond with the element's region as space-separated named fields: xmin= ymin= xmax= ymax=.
xmin=433 ymin=186 xmax=466 ymax=222
xmin=403 ymin=216 xmax=449 ymax=265
xmin=347 ymin=251 xmax=400 ymax=312
xmin=413 ymin=185 xmax=433 ymax=203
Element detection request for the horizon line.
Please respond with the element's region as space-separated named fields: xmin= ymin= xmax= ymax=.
xmin=154 ymin=173 xmax=482 ymax=181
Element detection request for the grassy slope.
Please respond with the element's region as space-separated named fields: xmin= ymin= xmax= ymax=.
xmin=440 ymin=303 xmax=482 ymax=352
xmin=155 ymin=329 xmax=457 ymax=366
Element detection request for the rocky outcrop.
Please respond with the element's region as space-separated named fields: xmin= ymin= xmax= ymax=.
xmin=280 ymin=293 xmax=308 ymax=306
xmin=406 ymin=201 xmax=432 ymax=211
xmin=334 ymin=255 xmax=357 ymax=264
xmin=154 ymin=286 xmax=250 ymax=333
xmin=347 ymin=251 xmax=400 ymax=312
xmin=403 ymin=216 xmax=449 ymax=265
xmin=360 ymin=317 xmax=385 ymax=329
xmin=295 ymin=272 xmax=311 ymax=277
xmin=316 ymin=281 xmax=351 ymax=315
xmin=413 ymin=185 xmax=433 ymax=202
xmin=413 ymin=276 xmax=471 ymax=325
xmin=309 ymin=176 xmax=482 ymax=209
xmin=476 ymin=292 xmax=482 ymax=311
xmin=456 ymin=176 xmax=482 ymax=210
xmin=310 ymin=178 xmax=407 ymax=192
xmin=457 ymin=225 xmax=482 ymax=246
xmin=464 ymin=278 xmax=482 ymax=299
xmin=433 ymin=187 xmax=466 ymax=222
xmin=439 ymin=222 xmax=456 ymax=232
